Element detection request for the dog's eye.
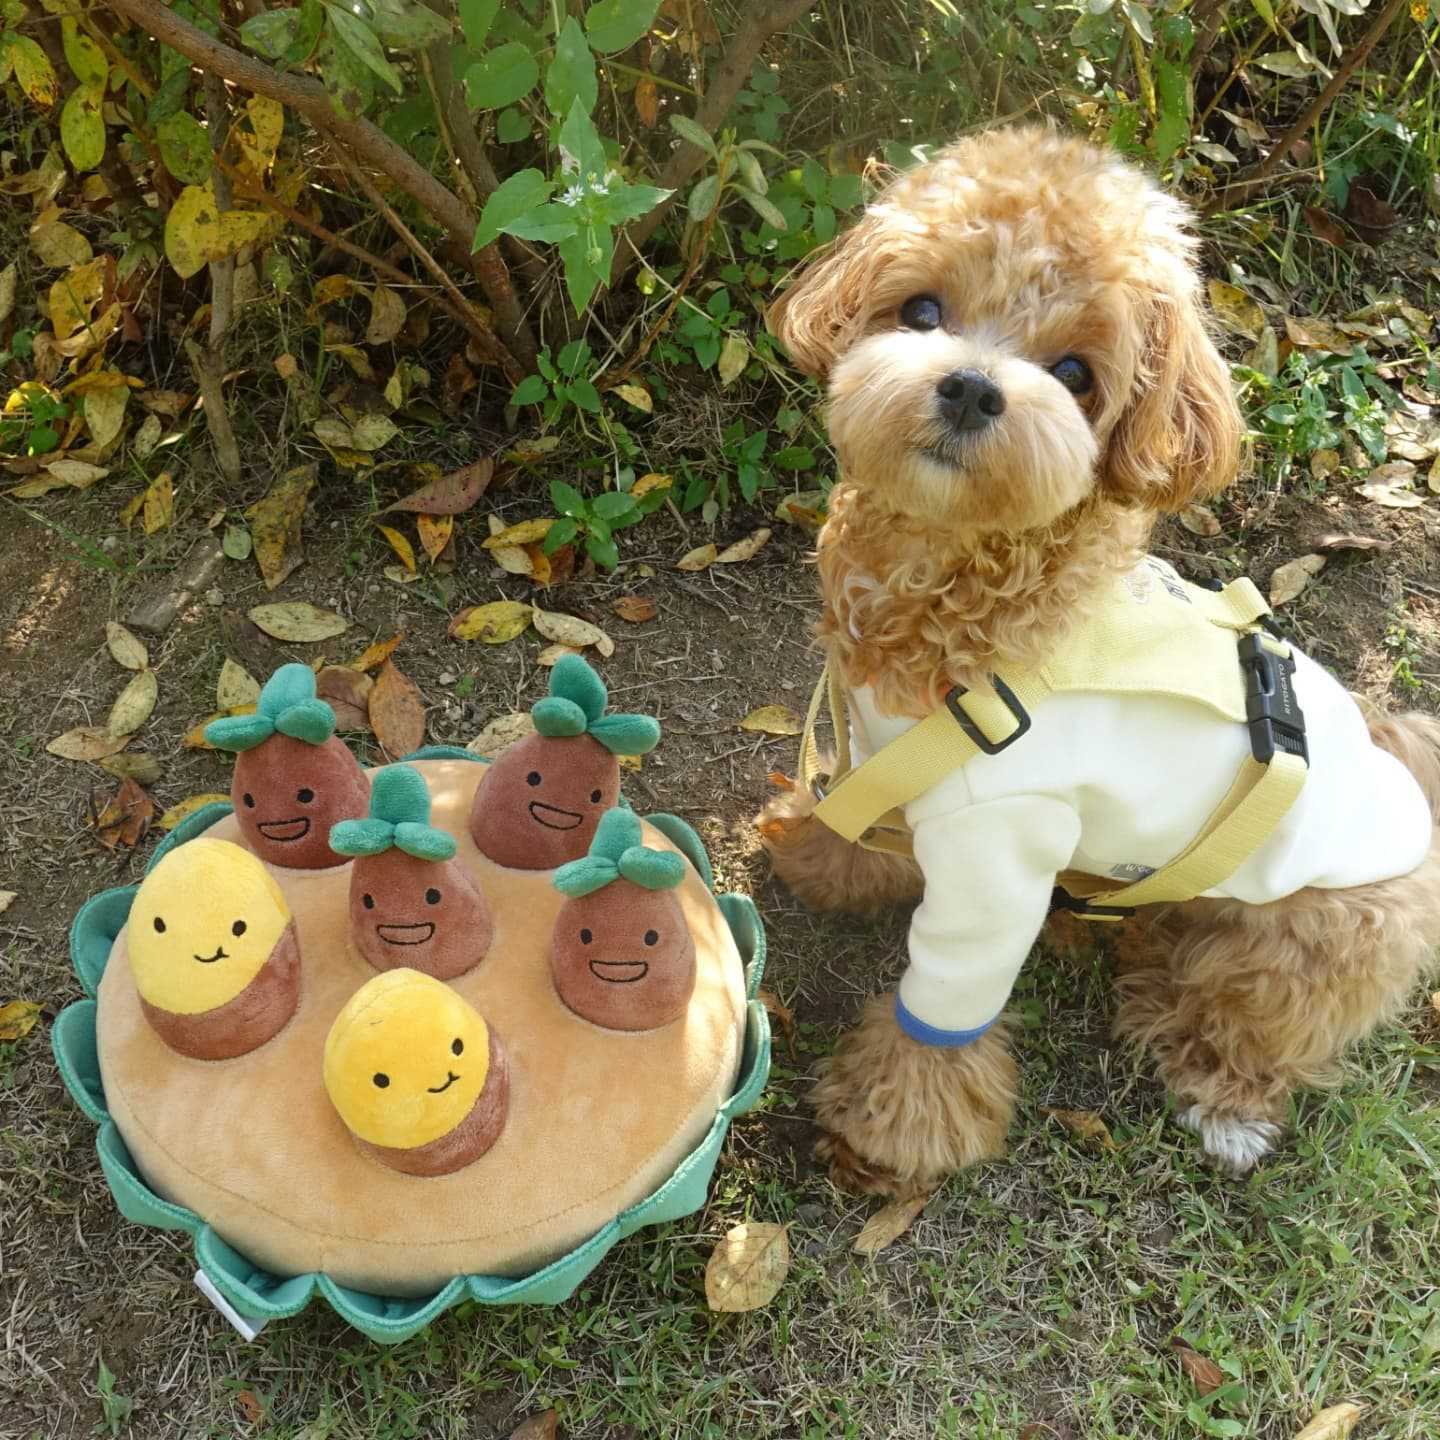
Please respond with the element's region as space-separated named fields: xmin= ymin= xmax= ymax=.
xmin=1050 ymin=356 xmax=1093 ymax=395
xmin=899 ymin=295 xmax=943 ymax=332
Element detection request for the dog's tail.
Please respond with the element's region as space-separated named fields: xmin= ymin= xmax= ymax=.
xmin=1359 ymin=698 xmax=1440 ymax=820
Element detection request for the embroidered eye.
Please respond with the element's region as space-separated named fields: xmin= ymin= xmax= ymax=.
xmin=451 ymin=1037 xmax=464 ymax=1056
xmin=373 ymin=1072 xmax=390 ymax=1088
xmin=579 ymin=928 xmax=593 ymax=945
xmin=153 ymin=916 xmax=167 ymax=933
xmin=590 ymin=789 xmax=602 ymax=803
xmin=232 ymin=920 xmax=247 ymax=937
xmin=644 ymin=929 xmax=659 ymax=947
xmin=1050 ymin=356 xmax=1093 ymax=395
xmin=425 ymin=887 xmax=441 ymax=905
xmin=527 ymin=771 xmax=542 ymax=787
xmin=362 ymin=893 xmax=375 ymax=910
xmin=899 ymin=295 xmax=942 ymax=331
xmin=297 ymin=788 xmax=314 ymax=803
xmin=242 ymin=793 xmax=255 ymax=808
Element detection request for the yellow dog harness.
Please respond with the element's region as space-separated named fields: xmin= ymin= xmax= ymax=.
xmin=798 ymin=560 xmax=1311 ymax=919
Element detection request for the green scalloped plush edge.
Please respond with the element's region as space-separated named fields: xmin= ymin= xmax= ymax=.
xmin=52 ymin=775 xmax=769 ymax=1345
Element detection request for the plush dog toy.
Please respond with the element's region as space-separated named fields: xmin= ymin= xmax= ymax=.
xmin=758 ymin=125 xmax=1440 ymax=1192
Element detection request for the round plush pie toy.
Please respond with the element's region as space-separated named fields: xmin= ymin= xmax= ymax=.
xmin=129 ymin=837 xmax=300 ymax=1060
xmin=323 ymin=968 xmax=509 ymax=1177
xmin=469 ymin=655 xmax=660 ymax=869
xmin=330 ymin=765 xmax=493 ymax=981
xmin=205 ymin=663 xmax=370 ymax=868
xmin=550 ymin=809 xmax=696 ymax=1031
xmin=56 ymin=656 xmax=770 ymax=1341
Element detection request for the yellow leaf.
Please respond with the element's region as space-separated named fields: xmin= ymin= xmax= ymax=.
xmin=108 ymin=667 xmax=158 ymax=737
xmin=245 ymin=462 xmax=316 ymax=588
xmin=237 ymin=95 xmax=283 ymax=176
xmin=141 ymin=471 xmax=174 ymax=534
xmin=131 ymin=412 xmax=162 ymax=460
xmin=48 ymin=258 xmax=104 ymax=340
xmin=1268 ymin=554 xmax=1326 ymax=607
xmin=632 ymin=471 xmax=671 ymax=499
xmin=704 ymin=1223 xmax=790 ymax=1312
xmin=775 ymin=490 xmax=825 ymax=532
xmin=1207 ymin=280 xmax=1266 ymax=340
xmin=8 ymin=35 xmax=58 ymax=107
xmin=676 ymin=543 xmax=717 ymax=571
xmin=326 ymin=343 xmax=375 ymax=380
xmin=47 ymin=725 xmax=130 ymax=760
xmin=54 ymin=301 xmax=120 ymax=359
xmin=216 ymin=658 xmax=260 ymax=709
xmin=96 ymin=752 xmax=160 ymax=783
xmin=448 ymin=599 xmax=533 ymax=643
xmin=1043 ymin=1107 xmax=1117 ymax=1151
xmin=740 ymin=704 xmax=803 ymax=736
xmin=349 ymin=412 xmax=398 ymax=452
xmin=853 ymin=1193 xmax=932 ymax=1256
xmin=417 ymin=512 xmax=453 ymax=563
xmin=613 ymin=382 xmax=653 ymax=413
xmin=376 ymin=522 xmax=417 ymax=572
xmin=105 ymin=621 xmax=148 ymax=671
xmin=366 ymin=283 xmax=406 ymax=345
xmin=481 ymin=517 xmax=554 ymax=549
xmin=32 ymin=220 xmax=94 ymax=269
xmin=309 ymin=274 xmax=358 ymax=316
xmin=1283 ymin=314 xmax=1353 ymax=353
xmin=157 ymin=793 xmax=232 ymax=831
xmin=716 ymin=527 xmax=772 ymax=563
xmin=1292 ymin=1403 xmax=1365 ymax=1440
xmin=536 ymin=643 xmax=583 ymax=666
xmin=83 ymin=378 xmax=128 ymax=449
xmin=466 ymin=710 xmax=536 ymax=757
xmin=42 ymin=458 xmax=108 ymax=490
xmin=183 ymin=704 xmax=255 ymax=749
xmin=247 ymin=601 xmax=349 ymax=642
xmin=718 ymin=333 xmax=749 ymax=386
xmin=347 ymin=632 xmax=405 ymax=672
xmin=165 ymin=182 xmax=222 ymax=280
xmin=0 ymin=999 xmax=42 ymax=1042
xmin=531 ymin=606 xmax=614 ymax=657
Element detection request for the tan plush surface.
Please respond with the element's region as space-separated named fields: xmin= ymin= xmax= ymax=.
xmin=96 ymin=760 xmax=747 ymax=1296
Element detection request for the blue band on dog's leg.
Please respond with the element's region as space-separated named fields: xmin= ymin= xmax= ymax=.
xmin=894 ymin=995 xmax=997 ymax=1048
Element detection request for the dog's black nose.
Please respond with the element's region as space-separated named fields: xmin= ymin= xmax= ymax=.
xmin=936 ymin=368 xmax=1005 ymax=433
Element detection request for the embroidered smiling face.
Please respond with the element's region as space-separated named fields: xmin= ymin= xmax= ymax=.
xmin=130 ymin=838 xmax=291 ymax=1015
xmin=323 ymin=969 xmax=493 ymax=1151
xmin=470 ymin=732 xmax=619 ymax=870
xmin=233 ymin=734 xmax=371 ymax=869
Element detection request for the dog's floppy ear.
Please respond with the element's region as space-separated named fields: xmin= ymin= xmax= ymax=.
xmin=767 ymin=212 xmax=886 ymax=382
xmin=1099 ymin=282 xmax=1243 ymax=513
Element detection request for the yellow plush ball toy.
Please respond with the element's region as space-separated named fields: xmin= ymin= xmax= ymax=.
xmin=129 ymin=837 xmax=300 ymax=1060
xmin=323 ymin=968 xmax=509 ymax=1177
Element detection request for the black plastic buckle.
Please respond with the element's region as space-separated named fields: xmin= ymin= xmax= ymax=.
xmin=1048 ymin=887 xmax=1135 ymax=920
xmin=1238 ymin=632 xmax=1308 ymax=766
xmin=946 ymin=676 xmax=1032 ymax=755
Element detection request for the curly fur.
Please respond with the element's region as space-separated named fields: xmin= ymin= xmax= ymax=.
xmin=757 ymin=124 xmax=1440 ymax=1188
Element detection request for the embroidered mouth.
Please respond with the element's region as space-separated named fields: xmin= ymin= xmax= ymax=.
xmin=588 ymin=959 xmax=648 ymax=984
xmin=193 ymin=947 xmax=228 ymax=964
xmin=257 ymin=817 xmax=310 ymax=841
xmin=529 ymin=801 xmax=582 ymax=831
xmin=375 ymin=922 xmax=436 ymax=946
xmin=427 ymin=1071 xmax=459 ymax=1094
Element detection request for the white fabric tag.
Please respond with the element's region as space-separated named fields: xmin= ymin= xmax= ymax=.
xmin=194 ymin=1269 xmax=269 ymax=1342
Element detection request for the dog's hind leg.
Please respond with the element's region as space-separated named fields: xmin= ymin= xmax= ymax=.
xmin=1113 ymin=844 xmax=1440 ymax=1175
xmin=756 ymin=759 xmax=923 ymax=915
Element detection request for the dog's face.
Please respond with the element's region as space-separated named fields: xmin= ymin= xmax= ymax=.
xmin=770 ymin=128 xmax=1242 ymax=536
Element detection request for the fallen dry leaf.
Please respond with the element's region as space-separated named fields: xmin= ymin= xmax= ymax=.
xmin=1310 ymin=449 xmax=1341 ymax=482
xmin=384 ymin=458 xmax=493 ymax=515
xmin=248 ymin=602 xmax=349 ymax=642
xmin=183 ymin=704 xmax=256 ymax=749
xmin=676 ymin=543 xmax=717 ymax=572
xmin=366 ymin=283 xmax=406 ymax=345
xmin=536 ymin=644 xmax=583 ymax=667
xmin=1207 ymin=280 xmax=1265 ymax=340
xmin=716 ymin=527 xmax=772 ymax=564
xmin=1359 ymin=482 xmax=1424 ymax=509
xmin=740 ymin=705 xmax=804 ymax=737
xmin=157 ymin=793 xmax=232 ymax=830
xmin=1269 ymin=554 xmax=1326 ymax=606
xmin=482 ymin=517 xmax=554 ymax=549
xmin=108 ymin=668 xmax=158 ymax=737
xmin=216 ymin=658 xmax=261 ymax=710
xmin=1366 ymin=460 xmax=1418 ymax=487
xmin=97 ymin=752 xmax=161 ymax=783
xmin=0 ymin=890 xmax=14 ymax=915
xmin=48 ymin=726 xmax=131 ymax=761
xmin=775 ymin=490 xmax=826 ymax=531
xmin=718 ymin=333 xmax=749 ymax=386
xmin=508 ymin=1410 xmax=558 ymax=1440
xmin=105 ymin=621 xmax=148 ymax=671
xmin=1043 ymin=1108 xmax=1116 ymax=1151
xmin=348 ymin=633 xmax=404 ymax=672
xmin=613 ymin=381 xmax=652 ymax=412
xmin=417 ymin=512 xmax=453 ymax=563
xmin=1303 ymin=204 xmax=1348 ymax=247
xmin=1344 ymin=181 xmax=1399 ymax=241
xmin=612 ymin=595 xmax=657 ymax=623
xmin=449 ymin=600 xmax=533 ymax=643
xmin=376 ymin=522 xmax=417 ymax=573
xmin=467 ymin=710 xmax=535 ymax=757
xmin=757 ymin=987 xmax=796 ymax=1059
xmin=316 ymin=666 xmax=373 ymax=732
xmin=370 ymin=659 xmax=425 ymax=758
xmin=1292 ymin=1403 xmax=1365 ymax=1440
xmin=531 ymin=606 xmax=615 ymax=657
xmin=853 ymin=1193 xmax=931 ymax=1256
xmin=235 ymin=1389 xmax=266 ymax=1427
xmin=91 ymin=776 xmax=156 ymax=849
xmin=766 ymin=771 xmax=794 ymax=791
xmin=246 ymin=463 xmax=317 ymax=590
xmin=1284 ymin=315 xmax=1354 ymax=353
xmin=704 ymin=1222 xmax=791 ymax=1312
xmin=141 ymin=472 xmax=174 ymax=535
xmin=632 ymin=472 xmax=671 ymax=499
xmin=0 ymin=1000 xmax=43 ymax=1042
xmin=1172 ymin=1343 xmax=1226 ymax=1396
xmin=1312 ymin=533 xmax=1392 ymax=554
xmin=1179 ymin=505 xmax=1221 ymax=538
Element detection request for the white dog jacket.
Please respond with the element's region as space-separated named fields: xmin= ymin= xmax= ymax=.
xmin=803 ymin=558 xmax=1433 ymax=1046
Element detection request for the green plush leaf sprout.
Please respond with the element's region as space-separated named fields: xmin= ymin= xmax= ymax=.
xmin=329 ymin=764 xmax=457 ymax=863
xmin=553 ymin=808 xmax=685 ymax=898
xmin=204 ymin=662 xmax=336 ymax=752
xmin=532 ymin=654 xmax=660 ymax=756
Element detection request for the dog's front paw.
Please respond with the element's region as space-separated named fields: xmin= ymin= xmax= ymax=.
xmin=1177 ymin=1102 xmax=1282 ymax=1176
xmin=812 ymin=996 xmax=1017 ymax=1195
